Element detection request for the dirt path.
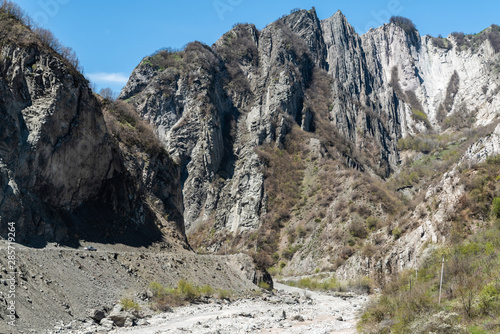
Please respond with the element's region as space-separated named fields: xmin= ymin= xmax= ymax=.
xmin=109 ymin=283 xmax=367 ymax=334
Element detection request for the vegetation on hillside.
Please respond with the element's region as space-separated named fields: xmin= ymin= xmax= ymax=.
xmin=452 ymin=25 xmax=500 ymax=53
xmin=215 ymin=24 xmax=259 ymax=95
xmin=431 ymin=35 xmax=453 ymax=50
xmin=101 ymin=96 xmax=166 ymax=156
xmin=359 ymin=156 xmax=500 ymax=333
xmin=0 ymin=0 xmax=81 ymax=73
xmin=429 ymin=25 xmax=500 ymax=59
xmin=390 ymin=16 xmax=419 ymax=42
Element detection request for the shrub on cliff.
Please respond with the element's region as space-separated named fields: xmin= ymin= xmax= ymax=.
xmin=390 ymin=16 xmax=418 ymax=40
xmin=0 ymin=0 xmax=81 ymax=72
xmin=102 ymin=100 xmax=165 ymax=156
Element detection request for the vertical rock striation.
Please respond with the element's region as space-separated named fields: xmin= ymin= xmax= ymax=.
xmin=120 ymin=8 xmax=499 ymax=264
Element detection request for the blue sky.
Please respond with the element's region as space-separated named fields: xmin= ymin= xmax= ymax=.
xmin=12 ymin=0 xmax=499 ymax=94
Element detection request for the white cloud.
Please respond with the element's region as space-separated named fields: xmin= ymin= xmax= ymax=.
xmin=87 ymin=72 xmax=129 ymax=85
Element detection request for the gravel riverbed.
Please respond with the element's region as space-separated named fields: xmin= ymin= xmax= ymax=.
xmin=62 ymin=282 xmax=367 ymax=334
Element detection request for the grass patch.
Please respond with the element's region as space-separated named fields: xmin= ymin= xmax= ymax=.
xmin=216 ymin=288 xmax=233 ymax=300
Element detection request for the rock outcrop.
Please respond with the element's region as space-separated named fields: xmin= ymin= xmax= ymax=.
xmin=0 ymin=14 xmax=187 ymax=248
xmin=461 ymin=123 xmax=500 ymax=165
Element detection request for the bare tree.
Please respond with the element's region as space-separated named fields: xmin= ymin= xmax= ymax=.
xmin=99 ymin=88 xmax=116 ymax=102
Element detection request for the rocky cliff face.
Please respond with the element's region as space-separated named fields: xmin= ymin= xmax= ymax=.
xmin=121 ymin=9 xmax=499 ymax=279
xmin=0 ymin=15 xmax=187 ymax=249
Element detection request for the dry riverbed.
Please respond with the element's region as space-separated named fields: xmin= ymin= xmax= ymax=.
xmin=56 ymin=283 xmax=367 ymax=334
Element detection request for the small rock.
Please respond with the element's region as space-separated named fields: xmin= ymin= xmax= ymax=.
xmin=100 ymin=318 xmax=114 ymax=330
xmin=337 ymin=316 xmax=344 ymax=321
xmin=109 ymin=304 xmax=123 ymax=314
xmin=292 ymin=315 xmax=305 ymax=322
xmin=137 ymin=319 xmax=149 ymax=326
xmin=124 ymin=318 xmax=134 ymax=327
xmin=88 ymin=308 xmax=107 ymax=322
xmin=108 ymin=304 xmax=135 ymax=327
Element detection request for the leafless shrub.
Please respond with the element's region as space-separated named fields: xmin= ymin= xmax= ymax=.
xmin=390 ymin=16 xmax=418 ymax=42
xmin=103 ymin=100 xmax=164 ymax=156
xmin=339 ymin=246 xmax=354 ymax=260
xmin=431 ymin=34 xmax=452 ymax=50
xmin=0 ymin=1 xmax=81 ymax=72
xmin=99 ymin=88 xmax=116 ymax=102
xmin=0 ymin=0 xmax=31 ymax=27
xmin=349 ymin=217 xmax=368 ymax=239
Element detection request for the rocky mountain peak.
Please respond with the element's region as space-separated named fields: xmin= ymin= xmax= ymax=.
xmin=119 ymin=8 xmax=499 ymax=278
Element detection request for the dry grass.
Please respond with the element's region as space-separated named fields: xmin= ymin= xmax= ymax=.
xmin=102 ymin=100 xmax=165 ymax=156
xmin=359 ymin=156 xmax=500 ymax=333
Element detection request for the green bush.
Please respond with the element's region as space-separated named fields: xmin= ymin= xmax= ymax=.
xmin=216 ymin=289 xmax=233 ymax=300
xmin=359 ymin=224 xmax=500 ymax=333
xmin=392 ymin=227 xmax=402 ymax=239
xmin=478 ymin=282 xmax=500 ymax=315
xmin=198 ymin=285 xmax=214 ymax=297
xmin=491 ymin=197 xmax=500 ymax=219
xmin=366 ymin=216 xmax=380 ymax=230
xmin=281 ymin=277 xmax=340 ymax=291
xmin=282 ymin=244 xmax=302 ymax=260
xmin=148 ymin=280 xmax=223 ymax=309
xmin=258 ymin=281 xmax=271 ymax=290
xmin=120 ymin=298 xmax=140 ymax=312
xmin=149 ymin=281 xmax=174 ymax=297
xmin=177 ymin=279 xmax=200 ymax=300
xmin=397 ymin=135 xmax=437 ymax=153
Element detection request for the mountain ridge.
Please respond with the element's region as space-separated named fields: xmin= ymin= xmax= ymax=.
xmin=0 ymin=3 xmax=499 ymax=332
xmin=120 ymin=7 xmax=499 ymax=279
